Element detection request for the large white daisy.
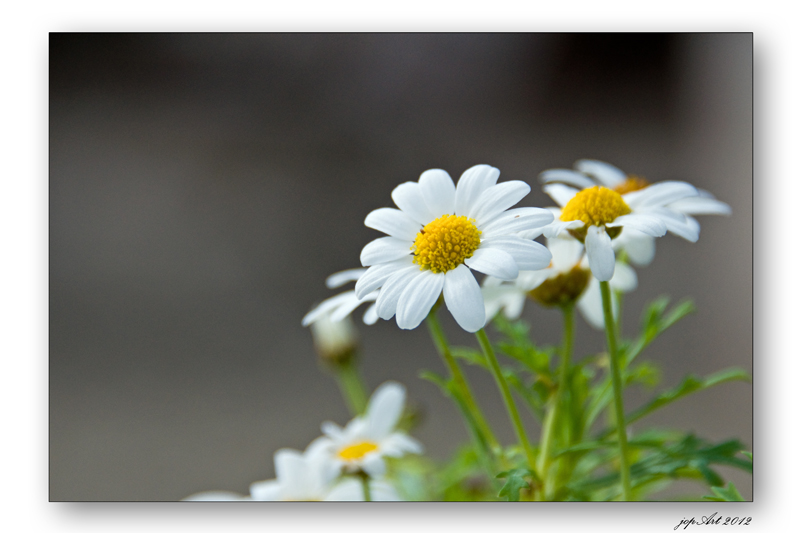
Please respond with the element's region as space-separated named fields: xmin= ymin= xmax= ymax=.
xmin=541 ymin=159 xmax=731 ymax=268
xmin=306 ymin=381 xmax=423 ymax=478
xmin=482 ymin=236 xmax=637 ymax=329
xmin=354 ymin=165 xmax=554 ymax=332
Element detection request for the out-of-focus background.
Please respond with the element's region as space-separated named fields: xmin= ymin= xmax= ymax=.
xmin=49 ymin=33 xmax=752 ymax=501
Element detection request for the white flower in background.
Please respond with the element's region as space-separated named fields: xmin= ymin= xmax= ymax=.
xmin=183 ymin=491 xmax=251 ymax=501
xmin=482 ymin=236 xmax=637 ymax=329
xmin=355 ymin=165 xmax=554 ymax=332
xmin=540 ymin=159 xmax=731 ymax=267
xmin=303 ymin=268 xmax=380 ymax=327
xmin=307 ymin=381 xmax=423 ymax=478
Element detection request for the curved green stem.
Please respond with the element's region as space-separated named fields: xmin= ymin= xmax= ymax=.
xmin=475 ymin=328 xmax=537 ymax=474
xmin=426 ymin=311 xmax=500 ymax=452
xmin=334 ymin=359 xmax=369 ymax=416
xmin=537 ymin=305 xmax=574 ymax=499
xmin=600 ymin=280 xmax=632 ymax=501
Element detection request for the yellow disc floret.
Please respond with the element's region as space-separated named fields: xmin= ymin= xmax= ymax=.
xmin=613 ymin=175 xmax=649 ymax=195
xmin=560 ymin=186 xmax=631 ymax=227
xmin=337 ymin=441 xmax=379 ymax=462
xmin=412 ymin=214 xmax=482 ymax=274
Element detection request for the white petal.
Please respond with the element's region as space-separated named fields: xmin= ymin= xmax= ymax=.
xmin=365 ymin=381 xmax=406 ymax=439
xmin=607 ymin=213 xmax=667 ymax=237
xmin=539 ymin=168 xmax=596 ymax=189
xmin=273 ymin=449 xmax=306 ymax=494
xmin=585 ymin=225 xmax=615 ymax=281
xmin=323 ymin=479 xmax=364 ymax=501
xmin=183 ymin=491 xmax=249 ymax=501
xmin=574 ymin=159 xmax=627 ymax=188
xmin=623 ymin=181 xmax=697 ymax=208
xmin=381 ymin=432 xmax=425 ymax=456
xmin=320 ymin=421 xmax=345 ymax=440
xmin=609 ymin=261 xmax=637 ymax=292
xmin=395 ymin=270 xmax=445 ymax=329
xmin=643 ymin=207 xmax=699 ymax=242
xmin=482 ymin=236 xmax=552 ymax=271
xmin=362 ymin=303 xmax=379 ymax=325
xmin=325 ymin=268 xmax=367 ymax=289
xmin=548 ymin=237 xmax=584 ymax=271
xmin=361 ymin=454 xmax=387 ymax=478
xmin=329 ymin=292 xmax=372 ymax=322
xmin=442 ymin=264 xmax=486 ymax=332
xmin=619 ymin=233 xmax=656 ymax=266
xmin=391 ymin=182 xmax=436 ymax=225
xmin=375 ymin=267 xmax=421 ymax=320
xmin=543 ymin=183 xmax=579 ymax=208
xmin=302 ymin=291 xmax=359 ymax=326
xmin=542 ymin=219 xmax=583 ymax=238
xmin=369 ymin=481 xmax=403 ymax=502
xmin=355 ymin=257 xmax=413 ymax=298
xmin=515 ymin=269 xmax=552 ymax=290
xmin=479 ymin=207 xmax=554 ymax=238
xmin=668 ymin=194 xmax=732 ymax=216
xmin=454 ymin=164 xmax=500 ymax=216
xmin=464 ymin=247 xmax=519 ymax=280
xmin=470 ymin=181 xmax=531 ymax=223
xmin=360 ymin=237 xmax=412 ymax=266
xmin=365 ymin=208 xmax=422 ymax=241
xmin=576 ymin=279 xmax=604 ymax=330
xmin=418 ymin=169 xmax=456 ymax=215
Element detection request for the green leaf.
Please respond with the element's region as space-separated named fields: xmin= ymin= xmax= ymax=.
xmin=450 ymin=346 xmax=488 ymax=368
xmin=703 ymin=482 xmax=745 ymax=502
xmin=496 ymin=468 xmax=533 ymax=502
xmin=419 ymin=370 xmax=451 ymax=393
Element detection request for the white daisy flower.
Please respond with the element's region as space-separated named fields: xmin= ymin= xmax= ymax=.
xmin=541 ymin=159 xmax=731 ymax=267
xmin=482 ymin=236 xmax=637 ymax=329
xmin=306 ymin=381 xmax=423 ymax=478
xmin=354 ymin=165 xmax=554 ymax=332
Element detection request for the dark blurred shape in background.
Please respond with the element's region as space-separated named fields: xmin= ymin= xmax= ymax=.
xmin=50 ymin=33 xmax=752 ymax=501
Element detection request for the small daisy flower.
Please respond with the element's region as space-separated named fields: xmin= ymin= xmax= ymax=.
xmin=306 ymin=381 xmax=423 ymax=478
xmin=482 ymin=236 xmax=637 ymax=329
xmin=540 ymin=159 xmax=731 ymax=267
xmin=302 ymin=268 xmax=380 ymax=327
xmin=355 ymin=165 xmax=554 ymax=332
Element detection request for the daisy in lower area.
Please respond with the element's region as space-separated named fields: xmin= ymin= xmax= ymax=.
xmin=355 ymin=165 xmax=554 ymax=332
xmin=540 ymin=159 xmax=731 ymax=268
xmin=306 ymin=381 xmax=423 ymax=478
xmin=482 ymin=236 xmax=637 ymax=329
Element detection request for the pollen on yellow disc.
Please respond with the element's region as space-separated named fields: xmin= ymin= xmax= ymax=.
xmin=560 ymin=186 xmax=631 ymax=227
xmin=613 ymin=175 xmax=649 ymax=195
xmin=412 ymin=214 xmax=482 ymax=273
xmin=337 ymin=441 xmax=379 ymax=462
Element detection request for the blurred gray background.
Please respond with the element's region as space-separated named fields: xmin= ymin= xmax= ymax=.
xmin=49 ymin=33 xmax=752 ymax=501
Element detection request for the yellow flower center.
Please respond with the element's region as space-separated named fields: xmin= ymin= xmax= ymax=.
xmin=560 ymin=186 xmax=631 ymax=226
xmin=337 ymin=441 xmax=379 ymax=462
xmin=613 ymin=175 xmax=650 ymax=195
xmin=412 ymin=214 xmax=482 ymax=274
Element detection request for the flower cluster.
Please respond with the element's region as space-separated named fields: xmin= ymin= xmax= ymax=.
xmin=185 ymin=382 xmax=422 ymax=501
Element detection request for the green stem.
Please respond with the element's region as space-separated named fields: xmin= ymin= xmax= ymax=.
xmin=600 ymin=280 xmax=632 ymax=501
xmin=334 ymin=359 xmax=369 ymax=416
xmin=426 ymin=311 xmax=500 ymax=452
xmin=537 ymin=305 xmax=574 ymax=499
xmin=358 ymin=472 xmax=372 ymax=502
xmin=475 ymin=328 xmax=537 ymax=474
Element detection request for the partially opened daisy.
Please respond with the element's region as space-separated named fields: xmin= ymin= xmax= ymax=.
xmin=306 ymin=381 xmax=423 ymax=478
xmin=482 ymin=236 xmax=637 ymax=329
xmin=302 ymin=268 xmax=380 ymax=327
xmin=354 ymin=165 xmax=554 ymax=332
xmin=541 ymin=159 xmax=731 ymax=268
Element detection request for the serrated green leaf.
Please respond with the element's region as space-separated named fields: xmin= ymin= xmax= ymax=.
xmin=703 ymin=482 xmax=745 ymax=502
xmin=496 ymin=468 xmax=533 ymax=502
xmin=451 ymin=346 xmax=488 ymax=368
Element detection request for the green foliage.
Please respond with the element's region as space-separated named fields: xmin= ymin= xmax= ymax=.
xmin=496 ymin=468 xmax=534 ymax=502
xmin=703 ymin=482 xmax=745 ymax=502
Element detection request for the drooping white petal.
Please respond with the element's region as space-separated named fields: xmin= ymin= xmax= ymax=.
xmin=320 ymin=421 xmax=345 ymax=440
xmin=618 ymin=232 xmax=656 ymax=266
xmin=454 ymin=164 xmax=500 ymax=216
xmin=329 ymin=291 xmax=374 ymax=322
xmin=360 ymin=237 xmax=412 ymax=266
xmin=470 ymin=181 xmax=531 ymax=224
xmin=543 ymin=183 xmax=579 ymax=208
xmin=574 ymin=159 xmax=627 ymax=188
xmin=322 ymin=478 xmax=364 ymax=501
xmin=365 ymin=208 xmax=422 ymax=241
xmin=273 ymin=449 xmax=307 ymax=495
xmin=641 ymin=207 xmax=699 ymax=242
xmin=464 ymin=247 xmax=519 ymax=280
xmin=375 ymin=267 xmax=421 ymax=320
xmin=479 ymin=207 xmax=554 ymax=238
xmin=381 ymin=432 xmax=425 ymax=456
xmin=542 ymin=219 xmax=583 ymax=238
xmin=326 ymin=268 xmax=367 ymax=289
xmin=365 ymin=382 xmax=406 ymax=440
xmin=515 ymin=269 xmax=553 ymax=291
xmin=607 ymin=213 xmax=667 ymax=237
xmin=360 ymin=453 xmax=387 ymax=478
xmin=481 ymin=236 xmax=552 ymax=271
xmin=355 ymin=257 xmax=414 ymax=298
xmin=668 ymin=193 xmax=732 ymax=216
xmin=576 ymin=279 xmax=604 ymax=330
xmin=362 ymin=303 xmax=379 ymax=325
xmin=623 ymin=181 xmax=697 ymax=209
xmin=609 ymin=261 xmax=637 ymax=292
xmin=302 ymin=291 xmax=360 ymax=326
xmin=418 ymin=169 xmax=456 ymax=216
xmin=395 ymin=270 xmax=445 ymax=330
xmin=391 ymin=182 xmax=436 ymax=225
xmin=548 ymin=237 xmax=584 ymax=272
xmin=368 ymin=481 xmax=404 ymax=501
xmin=585 ymin=225 xmax=615 ymax=281
xmin=539 ymin=168 xmax=597 ymax=189
xmin=442 ymin=264 xmax=485 ymax=332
